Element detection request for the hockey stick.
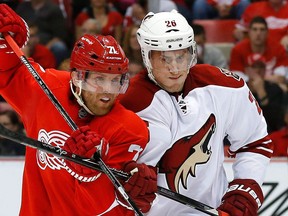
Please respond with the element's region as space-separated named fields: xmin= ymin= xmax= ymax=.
xmin=0 ymin=124 xmax=229 ymax=216
xmin=3 ymin=33 xmax=143 ymax=216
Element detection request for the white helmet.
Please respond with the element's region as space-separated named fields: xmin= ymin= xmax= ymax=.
xmin=137 ymin=10 xmax=197 ymax=83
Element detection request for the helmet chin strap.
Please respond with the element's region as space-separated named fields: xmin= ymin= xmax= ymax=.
xmin=69 ymin=80 xmax=95 ymax=115
xmin=147 ymin=69 xmax=159 ymax=86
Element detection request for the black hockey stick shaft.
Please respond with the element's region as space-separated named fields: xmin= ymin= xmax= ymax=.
xmin=0 ymin=124 xmax=228 ymax=216
xmin=3 ymin=33 xmax=143 ymax=216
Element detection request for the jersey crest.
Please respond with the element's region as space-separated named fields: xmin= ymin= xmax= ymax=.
xmin=36 ymin=129 xmax=69 ymax=170
xmin=159 ymin=114 xmax=216 ymax=192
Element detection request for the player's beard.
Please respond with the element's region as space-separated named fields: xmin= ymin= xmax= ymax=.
xmin=82 ymin=91 xmax=117 ymax=116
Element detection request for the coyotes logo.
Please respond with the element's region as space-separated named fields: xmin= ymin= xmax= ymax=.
xmin=159 ymin=114 xmax=216 ymax=192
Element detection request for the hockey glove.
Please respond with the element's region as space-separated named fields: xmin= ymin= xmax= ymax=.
xmin=63 ymin=125 xmax=109 ymax=182
xmin=117 ymin=161 xmax=157 ymax=213
xmin=0 ymin=4 xmax=29 ymax=52
xmin=218 ymin=179 xmax=264 ymax=216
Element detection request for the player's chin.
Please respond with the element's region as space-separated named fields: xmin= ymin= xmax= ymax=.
xmin=163 ymin=83 xmax=184 ymax=93
xmin=91 ymin=105 xmax=113 ymax=116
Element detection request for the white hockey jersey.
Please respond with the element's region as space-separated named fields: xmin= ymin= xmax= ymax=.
xmin=120 ymin=64 xmax=273 ymax=215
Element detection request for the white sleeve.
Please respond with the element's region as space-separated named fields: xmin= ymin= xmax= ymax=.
xmin=225 ymin=83 xmax=272 ymax=185
xmin=137 ymin=91 xmax=173 ymax=166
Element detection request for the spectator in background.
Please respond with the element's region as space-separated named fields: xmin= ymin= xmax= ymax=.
xmin=22 ymin=22 xmax=56 ymax=69
xmin=192 ymin=0 xmax=250 ymax=20
xmin=112 ymin=0 xmax=136 ymax=15
xmin=59 ymin=18 xmax=102 ymax=71
xmin=192 ymin=23 xmax=228 ymax=68
xmin=246 ymin=60 xmax=286 ymax=133
xmin=16 ymin=0 xmax=70 ymax=67
xmin=269 ymin=106 xmax=288 ymax=157
xmin=0 ymin=110 xmax=26 ymax=155
xmin=122 ymin=24 xmax=144 ymax=78
xmin=123 ymin=0 xmax=178 ymax=31
xmin=229 ymin=16 xmax=288 ymax=90
xmin=127 ymin=56 xmax=145 ymax=78
xmin=79 ymin=18 xmax=101 ymax=38
xmin=52 ymin=0 xmax=73 ymax=33
xmin=74 ymin=0 xmax=123 ymax=43
xmin=122 ymin=24 xmax=142 ymax=62
xmin=233 ymin=0 xmax=288 ymax=50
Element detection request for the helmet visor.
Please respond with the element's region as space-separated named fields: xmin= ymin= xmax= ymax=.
xmin=149 ymin=47 xmax=194 ymax=73
xmin=72 ymin=70 xmax=129 ymax=94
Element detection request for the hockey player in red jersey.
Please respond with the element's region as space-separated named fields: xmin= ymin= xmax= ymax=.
xmin=119 ymin=10 xmax=274 ymax=216
xmin=0 ymin=4 xmax=157 ymax=216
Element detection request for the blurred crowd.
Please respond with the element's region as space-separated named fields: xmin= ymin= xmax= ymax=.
xmin=0 ymin=0 xmax=287 ymax=156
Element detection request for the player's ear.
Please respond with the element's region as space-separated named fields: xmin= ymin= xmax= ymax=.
xmin=70 ymin=71 xmax=78 ymax=86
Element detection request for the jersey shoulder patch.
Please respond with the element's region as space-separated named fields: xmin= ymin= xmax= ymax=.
xmin=186 ymin=64 xmax=245 ymax=92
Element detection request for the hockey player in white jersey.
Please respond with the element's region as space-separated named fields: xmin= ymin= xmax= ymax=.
xmin=119 ymin=10 xmax=274 ymax=216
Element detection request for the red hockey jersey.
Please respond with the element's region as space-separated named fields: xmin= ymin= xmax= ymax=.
xmin=0 ymin=57 xmax=148 ymax=216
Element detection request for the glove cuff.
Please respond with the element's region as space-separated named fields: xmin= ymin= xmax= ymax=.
xmin=62 ymin=160 xmax=102 ymax=182
xmin=224 ymin=179 xmax=264 ymax=209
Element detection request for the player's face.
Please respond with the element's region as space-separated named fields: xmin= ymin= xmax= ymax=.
xmin=81 ymin=88 xmax=118 ymax=116
xmin=150 ymin=49 xmax=190 ymax=93
xmin=78 ymin=72 xmax=123 ymax=116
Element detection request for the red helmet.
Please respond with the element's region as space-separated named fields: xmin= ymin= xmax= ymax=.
xmin=70 ymin=34 xmax=129 ymax=74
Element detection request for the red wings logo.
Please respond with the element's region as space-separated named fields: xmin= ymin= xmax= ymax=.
xmin=159 ymin=114 xmax=216 ymax=192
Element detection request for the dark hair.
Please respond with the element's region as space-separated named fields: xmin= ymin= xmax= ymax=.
xmin=190 ymin=23 xmax=205 ymax=36
xmin=249 ymin=16 xmax=268 ymax=29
